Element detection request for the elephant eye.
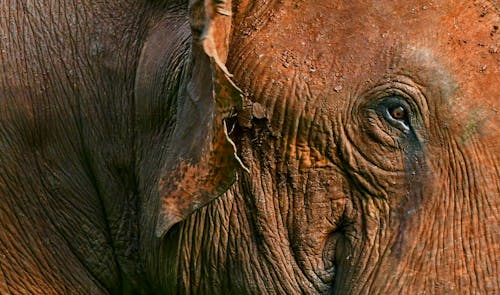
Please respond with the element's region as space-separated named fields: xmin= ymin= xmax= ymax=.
xmin=375 ymin=96 xmax=412 ymax=132
xmin=389 ymin=106 xmax=406 ymax=121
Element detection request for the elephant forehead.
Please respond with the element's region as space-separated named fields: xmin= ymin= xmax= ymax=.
xmin=234 ymin=1 xmax=492 ymax=80
xmin=233 ymin=1 xmax=441 ymax=73
xmin=229 ymin=0 xmax=499 ymax=141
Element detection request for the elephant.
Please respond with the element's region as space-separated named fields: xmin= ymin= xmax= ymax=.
xmin=1 ymin=0 xmax=499 ymax=294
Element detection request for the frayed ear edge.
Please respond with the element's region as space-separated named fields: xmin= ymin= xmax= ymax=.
xmin=223 ymin=119 xmax=250 ymax=174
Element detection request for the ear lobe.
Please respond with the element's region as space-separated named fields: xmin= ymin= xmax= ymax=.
xmin=155 ymin=0 xmax=246 ymax=237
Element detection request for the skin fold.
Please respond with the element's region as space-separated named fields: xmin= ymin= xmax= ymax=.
xmin=0 ymin=0 xmax=498 ymax=294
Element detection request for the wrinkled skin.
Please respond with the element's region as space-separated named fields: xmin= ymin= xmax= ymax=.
xmin=0 ymin=1 xmax=241 ymax=294
xmin=163 ymin=0 xmax=500 ymax=294
xmin=0 ymin=0 xmax=499 ymax=295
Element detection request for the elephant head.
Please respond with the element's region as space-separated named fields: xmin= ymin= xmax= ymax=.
xmin=162 ymin=0 xmax=500 ymax=293
xmin=0 ymin=0 xmax=498 ymax=294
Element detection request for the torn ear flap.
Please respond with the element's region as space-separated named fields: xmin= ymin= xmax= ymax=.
xmin=155 ymin=0 xmax=247 ymax=237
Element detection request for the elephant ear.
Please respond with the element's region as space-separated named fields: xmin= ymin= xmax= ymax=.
xmin=155 ymin=0 xmax=247 ymax=237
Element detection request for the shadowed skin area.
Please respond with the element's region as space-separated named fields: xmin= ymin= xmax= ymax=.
xmin=164 ymin=1 xmax=499 ymax=294
xmin=0 ymin=1 xmax=241 ymax=294
xmin=0 ymin=0 xmax=498 ymax=294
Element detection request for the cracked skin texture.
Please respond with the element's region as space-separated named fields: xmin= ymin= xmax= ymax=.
xmin=0 ymin=0 xmax=498 ymax=294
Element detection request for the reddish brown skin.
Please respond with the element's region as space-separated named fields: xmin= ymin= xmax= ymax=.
xmin=0 ymin=0 xmax=498 ymax=294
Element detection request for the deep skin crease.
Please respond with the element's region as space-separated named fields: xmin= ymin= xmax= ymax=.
xmin=0 ymin=0 xmax=499 ymax=294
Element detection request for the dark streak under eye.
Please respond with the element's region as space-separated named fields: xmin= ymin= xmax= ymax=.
xmin=391 ymin=129 xmax=426 ymax=257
